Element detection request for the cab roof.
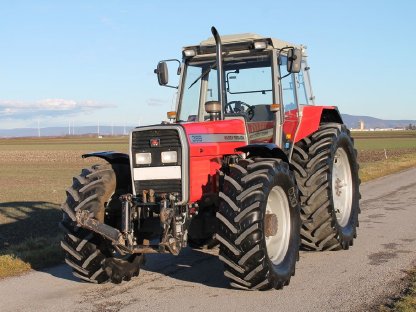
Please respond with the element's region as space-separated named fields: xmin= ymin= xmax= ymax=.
xmin=182 ymin=33 xmax=304 ymax=59
xmin=198 ymin=33 xmax=301 ymax=50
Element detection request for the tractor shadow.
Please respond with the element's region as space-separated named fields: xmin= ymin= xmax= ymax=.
xmin=138 ymin=172 xmax=229 ymax=289
xmin=0 ymin=201 xmax=64 ymax=272
xmin=142 ymin=247 xmax=229 ymax=289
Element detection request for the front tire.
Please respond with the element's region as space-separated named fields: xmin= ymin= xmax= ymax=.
xmin=60 ymin=163 xmax=143 ymax=284
xmin=217 ymin=158 xmax=300 ymax=290
xmin=292 ymin=123 xmax=360 ymax=251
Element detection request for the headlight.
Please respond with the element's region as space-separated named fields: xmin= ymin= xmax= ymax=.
xmin=136 ymin=152 xmax=152 ymax=165
xmin=161 ymin=151 xmax=177 ymax=164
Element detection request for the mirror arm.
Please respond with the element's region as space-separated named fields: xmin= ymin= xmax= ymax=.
xmin=279 ymin=72 xmax=291 ymax=80
xmin=164 ymin=85 xmax=179 ymax=89
xmin=277 ymin=46 xmax=293 ymax=57
xmin=162 ymin=59 xmax=181 ymax=68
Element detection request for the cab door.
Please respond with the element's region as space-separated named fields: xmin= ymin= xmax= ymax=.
xmin=280 ymin=55 xmax=299 ymax=149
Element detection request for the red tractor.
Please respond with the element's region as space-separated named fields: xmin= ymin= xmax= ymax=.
xmin=60 ymin=27 xmax=360 ymax=290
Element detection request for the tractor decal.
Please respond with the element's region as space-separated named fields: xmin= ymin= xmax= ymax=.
xmin=189 ymin=134 xmax=246 ymax=143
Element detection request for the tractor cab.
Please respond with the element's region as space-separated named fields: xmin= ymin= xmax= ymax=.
xmin=156 ymin=32 xmax=315 ymax=148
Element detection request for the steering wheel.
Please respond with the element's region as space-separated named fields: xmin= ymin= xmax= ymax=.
xmin=224 ymin=101 xmax=254 ymax=120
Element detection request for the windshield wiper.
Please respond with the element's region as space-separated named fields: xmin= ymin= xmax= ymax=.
xmin=188 ymin=64 xmax=217 ymax=89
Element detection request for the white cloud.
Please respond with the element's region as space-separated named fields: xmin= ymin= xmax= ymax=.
xmin=0 ymin=98 xmax=113 ymax=119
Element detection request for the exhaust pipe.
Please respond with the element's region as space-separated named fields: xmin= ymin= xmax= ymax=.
xmin=211 ymin=26 xmax=225 ymax=120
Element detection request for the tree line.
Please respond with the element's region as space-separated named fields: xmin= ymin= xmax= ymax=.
xmin=406 ymin=124 xmax=416 ymax=130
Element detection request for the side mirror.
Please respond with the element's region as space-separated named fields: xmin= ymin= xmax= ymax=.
xmin=287 ymin=48 xmax=302 ymax=73
xmin=154 ymin=62 xmax=169 ymax=86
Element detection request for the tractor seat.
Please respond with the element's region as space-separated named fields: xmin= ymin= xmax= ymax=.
xmin=249 ymin=104 xmax=274 ymax=122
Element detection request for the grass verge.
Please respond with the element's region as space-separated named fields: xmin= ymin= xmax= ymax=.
xmin=380 ymin=269 xmax=416 ymax=312
xmin=0 ymin=235 xmax=63 ymax=278
xmin=359 ymin=153 xmax=416 ymax=183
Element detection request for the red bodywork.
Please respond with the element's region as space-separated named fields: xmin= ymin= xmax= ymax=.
xmin=294 ymin=105 xmax=337 ymax=142
xmin=283 ymin=105 xmax=337 ymax=143
xmin=181 ymin=105 xmax=338 ymax=203
xmin=182 ymin=119 xmax=247 ymax=203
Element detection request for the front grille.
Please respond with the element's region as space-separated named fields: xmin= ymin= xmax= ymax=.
xmin=132 ymin=129 xmax=181 ymax=150
xmin=132 ymin=129 xmax=182 ymax=167
xmin=134 ymin=180 xmax=182 ymax=197
xmin=131 ymin=127 xmax=183 ymax=200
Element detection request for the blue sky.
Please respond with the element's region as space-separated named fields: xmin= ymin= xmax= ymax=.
xmin=0 ymin=0 xmax=415 ymax=129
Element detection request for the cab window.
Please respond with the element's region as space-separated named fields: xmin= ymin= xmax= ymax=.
xmin=295 ymin=62 xmax=309 ymax=105
xmin=279 ymin=56 xmax=296 ymax=111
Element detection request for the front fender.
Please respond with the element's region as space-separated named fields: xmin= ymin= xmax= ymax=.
xmin=82 ymin=151 xmax=130 ymax=165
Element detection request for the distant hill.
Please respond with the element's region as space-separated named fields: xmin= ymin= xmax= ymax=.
xmin=0 ymin=115 xmax=415 ymax=138
xmin=341 ymin=114 xmax=415 ymax=129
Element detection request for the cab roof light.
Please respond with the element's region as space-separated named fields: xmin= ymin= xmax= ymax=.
xmin=183 ymin=49 xmax=196 ymax=57
xmin=253 ymin=41 xmax=267 ymax=50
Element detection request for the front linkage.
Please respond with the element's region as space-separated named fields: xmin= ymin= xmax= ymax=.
xmin=75 ymin=191 xmax=189 ymax=256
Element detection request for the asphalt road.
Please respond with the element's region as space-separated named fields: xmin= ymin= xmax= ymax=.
xmin=1 ymin=168 xmax=416 ymax=312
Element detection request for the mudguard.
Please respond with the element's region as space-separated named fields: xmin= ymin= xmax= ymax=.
xmin=82 ymin=151 xmax=130 ymax=165
xmin=294 ymin=106 xmax=343 ymax=142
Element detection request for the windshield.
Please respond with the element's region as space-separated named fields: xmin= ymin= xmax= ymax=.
xmin=178 ymin=53 xmax=273 ymax=122
xmin=179 ymin=63 xmax=210 ymax=122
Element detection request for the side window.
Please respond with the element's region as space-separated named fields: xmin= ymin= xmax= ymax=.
xmin=179 ymin=64 xmax=202 ymax=121
xmin=279 ymin=56 xmax=296 ymax=111
xmin=294 ymin=62 xmax=308 ymax=105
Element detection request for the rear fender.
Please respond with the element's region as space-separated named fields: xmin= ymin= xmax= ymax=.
xmin=235 ymin=143 xmax=289 ymax=164
xmin=295 ymin=106 xmax=343 ymax=142
xmin=82 ymin=151 xmax=130 ymax=165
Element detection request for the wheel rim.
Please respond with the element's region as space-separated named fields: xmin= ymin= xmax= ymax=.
xmin=265 ymin=186 xmax=291 ymax=265
xmin=332 ymin=147 xmax=353 ymax=227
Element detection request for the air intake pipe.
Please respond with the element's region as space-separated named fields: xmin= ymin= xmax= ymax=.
xmin=211 ymin=26 xmax=225 ymax=120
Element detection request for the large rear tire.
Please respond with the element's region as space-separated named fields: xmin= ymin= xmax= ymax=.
xmin=217 ymin=158 xmax=300 ymax=290
xmin=292 ymin=123 xmax=360 ymax=251
xmin=60 ymin=163 xmax=143 ymax=284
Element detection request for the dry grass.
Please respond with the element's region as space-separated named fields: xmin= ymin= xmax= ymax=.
xmin=380 ymin=269 xmax=416 ymax=312
xmin=0 ymin=136 xmax=128 ymax=278
xmin=359 ymin=153 xmax=416 ymax=183
xmin=0 ymin=236 xmax=62 ymax=278
xmin=0 ymin=255 xmax=31 ymax=279
xmin=353 ymin=131 xmax=416 ymax=182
